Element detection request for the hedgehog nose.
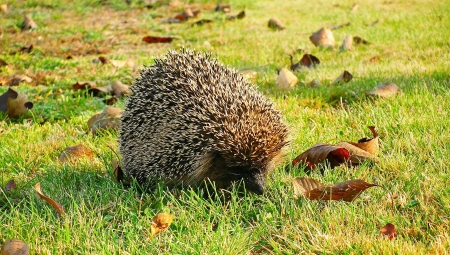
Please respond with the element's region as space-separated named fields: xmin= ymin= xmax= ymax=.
xmin=246 ymin=173 xmax=266 ymax=195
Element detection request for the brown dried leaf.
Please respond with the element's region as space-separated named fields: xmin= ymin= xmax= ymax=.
xmin=292 ymin=143 xmax=350 ymax=170
xmin=150 ymin=213 xmax=174 ymax=236
xmin=103 ymin=97 xmax=118 ymax=105
xmin=192 ymin=19 xmax=213 ymax=26
xmin=98 ymin=56 xmax=109 ymax=64
xmin=227 ymin=10 xmax=245 ymax=20
xmin=0 ymin=88 xmax=34 ymax=118
xmin=0 ymin=4 xmax=7 ymax=14
xmin=1 ymin=239 xmax=29 ymax=255
xmin=337 ymin=142 xmax=379 ymax=164
xmin=309 ymin=28 xmax=335 ymax=48
xmin=293 ymin=177 xmax=378 ymax=202
xmin=72 ymin=81 xmax=96 ymax=90
xmin=268 ymin=17 xmax=285 ymax=30
xmin=292 ymin=177 xmax=323 ymax=200
xmin=215 ymin=4 xmax=231 ymax=13
xmin=19 ymin=44 xmax=33 ymax=54
xmin=380 ymin=223 xmax=397 ymax=240
xmin=350 ymin=4 xmax=359 ymax=12
xmin=9 ymin=75 xmax=33 ymax=86
xmin=0 ymin=59 xmax=8 ymax=67
xmin=142 ymin=36 xmax=174 ymax=43
xmin=88 ymin=85 xmax=112 ymax=97
xmin=299 ymin=54 xmax=320 ymax=68
xmin=276 ymin=68 xmax=298 ymax=88
xmin=59 ymin=144 xmax=94 ymax=164
xmin=353 ymin=36 xmax=370 ymax=45
xmin=331 ymin=70 xmax=353 ymax=85
xmin=367 ymin=82 xmax=399 ymax=98
xmin=341 ymin=35 xmax=353 ymax=51
xmin=34 ymin=182 xmax=65 ymax=216
xmin=110 ymin=59 xmax=136 ymax=69
xmin=5 ymin=179 xmax=17 ymax=191
xmin=88 ymin=106 xmax=123 ymax=134
xmin=21 ymin=14 xmax=38 ymax=30
xmin=111 ymin=80 xmax=130 ymax=98
xmin=330 ymin=22 xmax=350 ymax=30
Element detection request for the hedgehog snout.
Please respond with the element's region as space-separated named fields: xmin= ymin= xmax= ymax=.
xmin=243 ymin=171 xmax=266 ymax=195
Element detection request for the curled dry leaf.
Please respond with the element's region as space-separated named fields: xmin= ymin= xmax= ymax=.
xmin=227 ymin=10 xmax=245 ymax=20
xmin=0 ymin=59 xmax=9 ymax=67
xmin=239 ymin=70 xmax=258 ymax=83
xmin=19 ymin=44 xmax=33 ymax=54
xmin=34 ymin=182 xmax=65 ymax=216
xmin=380 ymin=223 xmax=397 ymax=240
xmin=367 ymin=82 xmax=399 ymax=98
xmin=89 ymin=85 xmax=112 ymax=98
xmin=350 ymin=4 xmax=359 ymax=12
xmin=1 ymin=4 xmax=7 ymax=14
xmin=0 ymin=88 xmax=33 ymax=118
xmin=87 ymin=106 xmax=123 ymax=135
xmin=5 ymin=179 xmax=17 ymax=191
xmin=1 ymin=239 xmax=29 ymax=255
xmin=103 ymin=97 xmax=118 ymax=105
xmin=59 ymin=144 xmax=94 ymax=164
xmin=336 ymin=126 xmax=380 ymax=164
xmin=276 ymin=68 xmax=298 ymax=88
xmin=309 ymin=28 xmax=335 ymax=48
xmin=215 ymin=4 xmax=231 ymax=13
xmin=353 ymin=36 xmax=370 ymax=45
xmin=341 ymin=35 xmax=353 ymax=51
xmin=142 ymin=36 xmax=174 ymax=44
xmin=331 ymin=70 xmax=353 ymax=85
xmin=9 ymin=75 xmax=33 ymax=86
xmin=292 ymin=143 xmax=350 ymax=170
xmin=72 ymin=81 xmax=96 ymax=90
xmin=268 ymin=17 xmax=285 ymax=30
xmin=150 ymin=213 xmax=175 ymax=236
xmin=110 ymin=59 xmax=136 ymax=69
xmin=21 ymin=14 xmax=38 ymax=30
xmin=111 ymin=80 xmax=130 ymax=98
xmin=192 ymin=19 xmax=213 ymax=26
xmin=299 ymin=54 xmax=320 ymax=69
xmin=292 ymin=177 xmax=378 ymax=202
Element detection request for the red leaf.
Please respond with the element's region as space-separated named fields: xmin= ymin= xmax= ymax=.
xmin=142 ymin=36 xmax=174 ymax=44
xmin=380 ymin=223 xmax=397 ymax=240
xmin=292 ymin=143 xmax=350 ymax=170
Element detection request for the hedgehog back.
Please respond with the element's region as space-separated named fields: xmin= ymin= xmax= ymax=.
xmin=119 ymin=50 xmax=288 ymax=190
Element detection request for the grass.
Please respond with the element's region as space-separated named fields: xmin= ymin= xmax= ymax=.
xmin=1 ymin=0 xmax=449 ymax=254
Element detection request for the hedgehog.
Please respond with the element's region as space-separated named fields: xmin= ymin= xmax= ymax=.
xmin=119 ymin=49 xmax=289 ymax=195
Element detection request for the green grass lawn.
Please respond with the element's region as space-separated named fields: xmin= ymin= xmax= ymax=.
xmin=1 ymin=0 xmax=449 ymax=254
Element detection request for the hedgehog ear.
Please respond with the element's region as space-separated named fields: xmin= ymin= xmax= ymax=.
xmin=245 ymin=171 xmax=266 ymax=195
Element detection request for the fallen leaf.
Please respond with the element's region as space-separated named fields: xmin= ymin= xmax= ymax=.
xmin=276 ymin=68 xmax=298 ymax=88
xmin=110 ymin=80 xmax=130 ymax=98
xmin=380 ymin=223 xmax=397 ymax=240
xmin=350 ymin=4 xmax=359 ymax=12
xmin=150 ymin=213 xmax=174 ymax=236
xmin=308 ymin=79 xmax=322 ymax=87
xmin=174 ymin=8 xmax=194 ymax=22
xmin=9 ymin=75 xmax=33 ymax=86
xmin=367 ymin=82 xmax=399 ymax=98
xmin=192 ymin=19 xmax=213 ymax=26
xmin=87 ymin=106 xmax=123 ymax=135
xmin=103 ymin=97 xmax=118 ymax=105
xmin=0 ymin=88 xmax=34 ymax=118
xmin=293 ymin=177 xmax=378 ymax=202
xmin=0 ymin=239 xmax=29 ymax=255
xmin=349 ymin=126 xmax=379 ymax=156
xmin=309 ymin=28 xmax=335 ymax=48
xmin=239 ymin=70 xmax=258 ymax=83
xmin=297 ymin=54 xmax=320 ymax=69
xmin=340 ymin=35 xmax=353 ymax=51
xmin=0 ymin=59 xmax=8 ymax=67
xmin=331 ymin=70 xmax=353 ymax=85
xmin=5 ymin=179 xmax=16 ymax=191
xmin=142 ymin=36 xmax=174 ymax=44
xmin=268 ymin=17 xmax=285 ymax=30
xmin=88 ymin=85 xmax=112 ymax=97
xmin=58 ymin=144 xmax=94 ymax=164
xmin=1 ymin=4 xmax=7 ymax=14
xmin=336 ymin=142 xmax=380 ymax=164
xmin=227 ymin=10 xmax=245 ymax=20
xmin=72 ymin=81 xmax=96 ymax=90
xmin=34 ymin=182 xmax=65 ymax=216
xmin=353 ymin=36 xmax=370 ymax=45
xmin=110 ymin=59 xmax=136 ymax=69
xmin=21 ymin=14 xmax=38 ymax=30
xmin=292 ymin=143 xmax=350 ymax=170
xmin=19 ymin=44 xmax=33 ymax=54
xmin=98 ymin=56 xmax=109 ymax=64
